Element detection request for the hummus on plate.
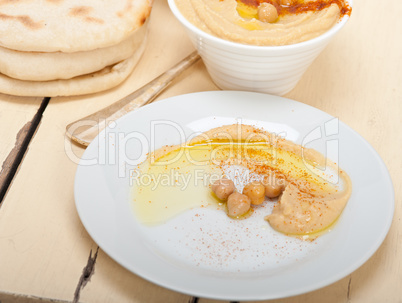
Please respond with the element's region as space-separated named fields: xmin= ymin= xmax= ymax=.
xmin=131 ymin=124 xmax=352 ymax=238
xmin=175 ymin=0 xmax=352 ymax=46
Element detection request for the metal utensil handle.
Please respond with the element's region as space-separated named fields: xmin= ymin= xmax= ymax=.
xmin=66 ymin=51 xmax=201 ymax=146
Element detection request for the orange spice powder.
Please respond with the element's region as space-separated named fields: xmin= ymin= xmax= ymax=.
xmin=237 ymin=0 xmax=352 ymax=18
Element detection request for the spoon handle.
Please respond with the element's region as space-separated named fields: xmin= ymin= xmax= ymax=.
xmin=66 ymin=51 xmax=201 ymax=146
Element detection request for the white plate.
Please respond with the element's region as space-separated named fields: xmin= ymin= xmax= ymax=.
xmin=74 ymin=91 xmax=394 ymax=301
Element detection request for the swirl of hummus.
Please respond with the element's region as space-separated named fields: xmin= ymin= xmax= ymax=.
xmin=132 ymin=124 xmax=352 ymax=238
xmin=174 ymin=0 xmax=351 ymax=46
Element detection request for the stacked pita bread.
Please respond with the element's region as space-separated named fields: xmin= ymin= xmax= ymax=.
xmin=0 ymin=0 xmax=153 ymax=97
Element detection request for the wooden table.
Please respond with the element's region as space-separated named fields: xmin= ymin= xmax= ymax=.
xmin=0 ymin=1 xmax=400 ymax=302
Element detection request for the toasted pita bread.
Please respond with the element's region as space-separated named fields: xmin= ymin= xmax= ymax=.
xmin=0 ymin=42 xmax=145 ymax=97
xmin=0 ymin=23 xmax=147 ymax=81
xmin=0 ymin=0 xmax=153 ymax=52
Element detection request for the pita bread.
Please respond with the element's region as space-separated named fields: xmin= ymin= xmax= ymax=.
xmin=0 ymin=41 xmax=145 ymax=97
xmin=0 ymin=23 xmax=147 ymax=81
xmin=0 ymin=0 xmax=153 ymax=52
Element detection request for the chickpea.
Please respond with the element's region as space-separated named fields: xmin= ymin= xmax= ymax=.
xmin=227 ymin=192 xmax=251 ymax=217
xmin=258 ymin=3 xmax=278 ymax=23
xmin=280 ymin=0 xmax=293 ymax=6
xmin=242 ymin=181 xmax=265 ymax=205
xmin=211 ymin=177 xmax=235 ymax=200
xmin=262 ymin=174 xmax=285 ymax=198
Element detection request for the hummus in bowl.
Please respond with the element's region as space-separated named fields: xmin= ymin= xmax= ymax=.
xmin=174 ymin=0 xmax=352 ymax=46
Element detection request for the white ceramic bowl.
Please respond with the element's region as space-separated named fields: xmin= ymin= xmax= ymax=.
xmin=168 ymin=0 xmax=352 ymax=95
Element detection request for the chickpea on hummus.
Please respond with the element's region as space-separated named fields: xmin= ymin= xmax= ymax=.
xmin=174 ymin=0 xmax=352 ymax=46
xmin=132 ymin=124 xmax=352 ymax=238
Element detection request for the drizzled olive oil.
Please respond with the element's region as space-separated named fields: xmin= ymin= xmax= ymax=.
xmin=131 ymin=139 xmax=337 ymax=225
